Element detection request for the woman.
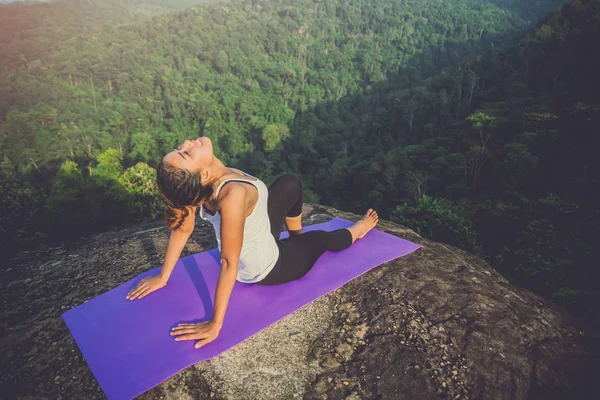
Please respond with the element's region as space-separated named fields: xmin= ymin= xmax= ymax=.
xmin=126 ymin=136 xmax=378 ymax=349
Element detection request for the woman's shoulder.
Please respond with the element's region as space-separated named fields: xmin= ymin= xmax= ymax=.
xmin=218 ymin=180 xmax=249 ymax=198
xmin=217 ymin=173 xmax=260 ymax=214
xmin=216 ymin=178 xmax=253 ymax=203
xmin=228 ymin=167 xmax=258 ymax=181
xmin=215 ymin=183 xmax=253 ymax=221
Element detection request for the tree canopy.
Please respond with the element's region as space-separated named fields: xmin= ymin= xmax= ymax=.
xmin=1 ymin=0 xmax=598 ymax=327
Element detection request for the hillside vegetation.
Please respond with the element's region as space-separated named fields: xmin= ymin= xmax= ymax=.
xmin=2 ymin=0 xmax=598 ymax=327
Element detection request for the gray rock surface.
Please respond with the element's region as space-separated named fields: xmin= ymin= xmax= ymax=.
xmin=0 ymin=204 xmax=597 ymax=399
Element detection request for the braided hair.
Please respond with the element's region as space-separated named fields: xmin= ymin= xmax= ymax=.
xmin=156 ymin=160 xmax=214 ymax=231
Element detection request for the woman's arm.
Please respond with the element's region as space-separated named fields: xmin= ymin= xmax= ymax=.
xmin=171 ymin=184 xmax=246 ymax=348
xmin=158 ymin=208 xmax=197 ymax=281
xmin=126 ymin=207 xmax=196 ymax=300
xmin=210 ymin=185 xmax=246 ymax=328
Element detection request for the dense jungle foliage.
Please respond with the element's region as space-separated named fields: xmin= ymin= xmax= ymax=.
xmin=1 ymin=0 xmax=598 ymax=327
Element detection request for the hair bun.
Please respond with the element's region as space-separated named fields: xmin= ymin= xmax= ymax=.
xmin=165 ymin=205 xmax=190 ymax=231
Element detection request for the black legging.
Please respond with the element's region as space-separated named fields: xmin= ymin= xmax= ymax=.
xmin=257 ymin=175 xmax=353 ymax=285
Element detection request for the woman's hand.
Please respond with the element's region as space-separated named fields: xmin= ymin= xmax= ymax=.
xmin=126 ymin=275 xmax=167 ymax=300
xmin=171 ymin=320 xmax=222 ymax=349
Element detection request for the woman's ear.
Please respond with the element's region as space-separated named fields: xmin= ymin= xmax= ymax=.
xmin=200 ymin=169 xmax=211 ymax=185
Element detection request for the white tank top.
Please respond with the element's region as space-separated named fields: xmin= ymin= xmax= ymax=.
xmin=198 ymin=169 xmax=280 ymax=283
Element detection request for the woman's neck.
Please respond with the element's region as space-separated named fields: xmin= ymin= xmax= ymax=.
xmin=208 ymin=158 xmax=233 ymax=192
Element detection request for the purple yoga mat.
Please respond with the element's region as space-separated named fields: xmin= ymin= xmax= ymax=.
xmin=62 ymin=217 xmax=421 ymax=399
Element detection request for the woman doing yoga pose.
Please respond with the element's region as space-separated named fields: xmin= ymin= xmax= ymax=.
xmin=126 ymin=136 xmax=378 ymax=348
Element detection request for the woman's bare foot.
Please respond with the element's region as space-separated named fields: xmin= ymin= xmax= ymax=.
xmin=347 ymin=209 xmax=379 ymax=243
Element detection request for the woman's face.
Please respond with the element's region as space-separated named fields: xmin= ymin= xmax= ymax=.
xmin=163 ymin=136 xmax=214 ymax=172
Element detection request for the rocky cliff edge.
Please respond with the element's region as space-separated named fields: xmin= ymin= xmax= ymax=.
xmin=1 ymin=204 xmax=597 ymax=399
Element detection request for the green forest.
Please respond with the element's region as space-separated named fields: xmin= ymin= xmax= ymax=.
xmin=1 ymin=0 xmax=598 ymax=328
